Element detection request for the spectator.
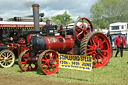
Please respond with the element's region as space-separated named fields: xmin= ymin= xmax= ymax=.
xmin=114 ymin=32 xmax=126 ymax=57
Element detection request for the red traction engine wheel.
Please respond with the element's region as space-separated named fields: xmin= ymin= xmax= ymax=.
xmin=18 ymin=50 xmax=38 ymax=71
xmin=80 ymin=32 xmax=112 ymax=68
xmin=73 ymin=17 xmax=94 ymax=42
xmin=38 ymin=50 xmax=59 ymax=75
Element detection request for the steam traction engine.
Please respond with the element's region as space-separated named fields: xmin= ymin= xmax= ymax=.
xmin=0 ymin=30 xmax=29 ymax=68
xmin=18 ymin=4 xmax=112 ymax=75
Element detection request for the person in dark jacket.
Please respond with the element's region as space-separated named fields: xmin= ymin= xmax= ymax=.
xmin=114 ymin=33 xmax=126 ymax=57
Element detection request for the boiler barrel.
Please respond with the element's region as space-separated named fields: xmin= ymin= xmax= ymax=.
xmin=44 ymin=36 xmax=74 ymax=52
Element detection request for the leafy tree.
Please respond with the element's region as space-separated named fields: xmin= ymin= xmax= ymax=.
xmin=90 ymin=0 xmax=128 ymax=29
xmin=43 ymin=17 xmax=50 ymax=22
xmin=51 ymin=11 xmax=74 ymax=27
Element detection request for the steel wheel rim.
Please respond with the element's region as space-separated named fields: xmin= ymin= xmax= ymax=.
xmin=86 ymin=33 xmax=111 ymax=67
xmin=38 ymin=50 xmax=59 ymax=75
xmin=73 ymin=17 xmax=94 ymax=42
xmin=18 ymin=50 xmax=38 ymax=71
xmin=0 ymin=50 xmax=15 ymax=68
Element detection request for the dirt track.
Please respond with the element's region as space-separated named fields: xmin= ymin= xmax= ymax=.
xmin=0 ymin=73 xmax=86 ymax=85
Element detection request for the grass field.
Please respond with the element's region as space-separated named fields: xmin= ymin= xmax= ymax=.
xmin=0 ymin=50 xmax=128 ymax=85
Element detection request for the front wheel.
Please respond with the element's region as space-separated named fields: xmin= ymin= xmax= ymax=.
xmin=38 ymin=50 xmax=59 ymax=75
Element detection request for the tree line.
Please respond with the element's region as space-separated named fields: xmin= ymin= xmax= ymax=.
xmin=7 ymin=0 xmax=128 ymax=29
xmin=44 ymin=0 xmax=128 ymax=29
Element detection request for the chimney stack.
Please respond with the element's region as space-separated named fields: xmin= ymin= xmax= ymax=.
xmin=32 ymin=4 xmax=40 ymax=31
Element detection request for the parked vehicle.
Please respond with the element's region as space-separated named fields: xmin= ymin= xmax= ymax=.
xmin=17 ymin=4 xmax=112 ymax=75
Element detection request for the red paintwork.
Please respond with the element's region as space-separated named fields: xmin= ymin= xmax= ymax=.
xmin=86 ymin=33 xmax=111 ymax=68
xmin=74 ymin=17 xmax=94 ymax=42
xmin=43 ymin=36 xmax=74 ymax=52
xmin=26 ymin=31 xmax=35 ymax=44
xmin=18 ymin=38 xmax=26 ymax=44
xmin=39 ymin=50 xmax=59 ymax=75
xmin=8 ymin=41 xmax=28 ymax=57
xmin=20 ymin=51 xmax=38 ymax=71
xmin=0 ymin=42 xmax=4 ymax=45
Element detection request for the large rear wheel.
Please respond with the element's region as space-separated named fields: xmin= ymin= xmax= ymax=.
xmin=80 ymin=32 xmax=112 ymax=68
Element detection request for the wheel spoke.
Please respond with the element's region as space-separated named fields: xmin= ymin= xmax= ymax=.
xmin=87 ymin=51 xmax=94 ymax=55
xmin=48 ymin=68 xmax=50 ymax=73
xmin=41 ymin=58 xmax=45 ymax=62
xmin=8 ymin=60 xmax=12 ymax=63
xmin=5 ymin=62 xmax=7 ymax=66
xmin=44 ymin=55 xmax=47 ymax=60
xmin=44 ymin=66 xmax=48 ymax=71
xmin=101 ymin=50 xmax=108 ymax=53
xmin=7 ymin=52 xmax=11 ymax=58
xmin=7 ymin=53 xmax=11 ymax=58
xmin=27 ymin=65 xmax=30 ymax=70
xmin=96 ymin=55 xmax=99 ymax=63
xmin=76 ymin=25 xmax=83 ymax=30
xmin=82 ymin=19 xmax=86 ymax=27
xmin=53 ymin=64 xmax=58 ymax=68
xmin=77 ymin=31 xmax=83 ymax=38
xmin=8 ymin=56 xmax=13 ymax=59
xmin=0 ymin=59 xmax=4 ymax=62
xmin=41 ymin=63 xmax=46 ymax=67
xmin=22 ymin=63 xmax=27 ymax=69
xmin=99 ymin=53 xmax=105 ymax=58
xmin=21 ymin=62 xmax=26 ymax=64
xmin=51 ymin=55 xmax=54 ymax=59
xmin=1 ymin=54 xmax=6 ymax=58
xmin=86 ymin=24 xmax=90 ymax=29
xmin=89 ymin=39 xmax=93 ymax=46
xmin=1 ymin=62 xmax=4 ymax=65
xmin=92 ymin=54 xmax=96 ymax=59
xmin=87 ymin=44 xmax=93 ymax=48
xmin=100 ymin=40 xmax=106 ymax=46
xmin=98 ymin=55 xmax=104 ymax=61
xmin=92 ymin=39 xmax=96 ymax=46
xmin=51 ymin=65 xmax=55 ymax=71
xmin=53 ymin=58 xmax=58 ymax=62
xmin=99 ymin=46 xmax=104 ymax=49
xmin=94 ymin=58 xmax=97 ymax=65
xmin=23 ymin=58 xmax=27 ymax=61
xmin=76 ymin=29 xmax=80 ymax=32
xmin=49 ymin=53 xmax=52 ymax=59
xmin=86 ymin=48 xmax=93 ymax=51
xmin=29 ymin=64 xmax=33 ymax=69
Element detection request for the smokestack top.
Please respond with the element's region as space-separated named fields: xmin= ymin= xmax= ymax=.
xmin=32 ymin=4 xmax=39 ymax=8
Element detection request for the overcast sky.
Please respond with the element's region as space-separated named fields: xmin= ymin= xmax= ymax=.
xmin=0 ymin=0 xmax=98 ymax=20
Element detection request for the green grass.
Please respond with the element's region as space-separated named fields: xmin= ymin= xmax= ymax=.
xmin=0 ymin=50 xmax=128 ymax=85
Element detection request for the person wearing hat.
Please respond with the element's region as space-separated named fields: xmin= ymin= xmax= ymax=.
xmin=114 ymin=32 xmax=126 ymax=57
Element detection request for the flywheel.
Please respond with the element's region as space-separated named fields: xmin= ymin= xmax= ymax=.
xmin=73 ymin=17 xmax=94 ymax=42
